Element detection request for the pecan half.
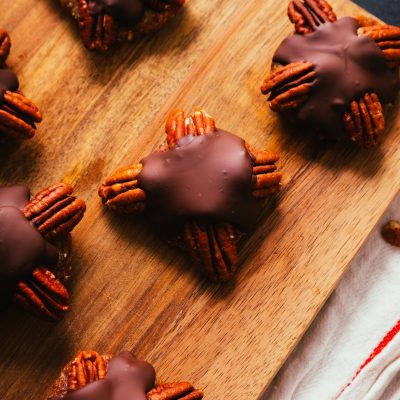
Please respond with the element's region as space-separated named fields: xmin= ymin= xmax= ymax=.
xmin=246 ymin=144 xmax=282 ymax=198
xmin=261 ymin=62 xmax=316 ymax=111
xmin=183 ymin=221 xmax=238 ymax=281
xmin=0 ymin=90 xmax=42 ymax=140
xmin=24 ymin=182 xmax=86 ymax=240
xmin=0 ymin=29 xmax=11 ymax=67
xmin=98 ymin=164 xmax=146 ymax=213
xmin=47 ymin=351 xmax=110 ymax=399
xmin=67 ymin=351 xmax=108 ymax=391
xmin=77 ymin=0 xmax=118 ymax=52
xmin=361 ymin=24 xmax=400 ymax=68
xmin=343 ymin=92 xmax=384 ymax=147
xmin=148 ymin=382 xmax=204 ymax=400
xmin=14 ymin=267 xmax=69 ymax=322
xmin=288 ymin=0 xmax=336 ymax=34
xmin=382 ymin=220 xmax=400 ymax=247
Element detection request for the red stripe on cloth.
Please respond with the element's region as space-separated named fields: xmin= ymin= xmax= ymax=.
xmin=337 ymin=319 xmax=400 ymax=399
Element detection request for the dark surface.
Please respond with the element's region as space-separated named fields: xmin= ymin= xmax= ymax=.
xmin=355 ymin=0 xmax=399 ymax=25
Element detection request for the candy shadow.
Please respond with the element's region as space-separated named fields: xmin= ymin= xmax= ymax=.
xmin=99 ymin=200 xmax=284 ymax=302
xmin=99 ymin=208 xmax=204 ymax=285
xmin=45 ymin=0 xmax=197 ymax=81
xmin=0 ymin=139 xmax=42 ymax=184
xmin=271 ymin=114 xmax=386 ymax=178
xmin=85 ymin=8 xmax=197 ymax=84
xmin=240 ymin=198 xmax=283 ymax=272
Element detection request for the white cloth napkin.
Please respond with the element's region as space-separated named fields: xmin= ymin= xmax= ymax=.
xmin=264 ymin=194 xmax=400 ymax=400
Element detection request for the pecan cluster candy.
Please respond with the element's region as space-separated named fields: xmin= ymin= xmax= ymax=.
xmin=261 ymin=0 xmax=400 ymax=147
xmin=99 ymin=108 xmax=282 ymax=281
xmin=0 ymin=183 xmax=86 ymax=321
xmin=0 ymin=29 xmax=42 ymax=142
xmin=59 ymin=0 xmax=185 ymax=51
xmin=47 ymin=350 xmax=203 ymax=400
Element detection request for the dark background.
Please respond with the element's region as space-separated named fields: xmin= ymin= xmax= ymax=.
xmin=355 ymin=0 xmax=399 ymax=25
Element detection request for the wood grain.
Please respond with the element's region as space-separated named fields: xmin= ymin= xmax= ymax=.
xmin=0 ymin=0 xmax=399 ymax=399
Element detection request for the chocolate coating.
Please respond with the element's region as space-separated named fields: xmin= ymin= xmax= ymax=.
xmin=138 ymin=129 xmax=259 ymax=232
xmin=88 ymin=0 xmax=145 ymax=26
xmin=0 ymin=69 xmax=18 ymax=106
xmin=0 ymin=186 xmax=58 ymax=307
xmin=273 ymin=17 xmax=399 ymax=139
xmin=64 ymin=352 xmax=155 ymax=400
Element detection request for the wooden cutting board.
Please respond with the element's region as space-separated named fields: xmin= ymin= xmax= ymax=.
xmin=0 ymin=0 xmax=399 ymax=399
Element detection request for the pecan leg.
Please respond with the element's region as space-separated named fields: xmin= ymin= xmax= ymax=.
xmin=148 ymin=382 xmax=204 ymax=400
xmin=166 ymin=108 xmax=187 ymax=147
xmin=14 ymin=267 xmax=69 ymax=322
xmin=77 ymin=0 xmax=118 ymax=51
xmin=344 ymin=92 xmax=385 ymax=147
xmin=98 ymin=164 xmax=146 ymax=213
xmin=361 ymin=24 xmax=400 ymax=68
xmin=246 ymin=144 xmax=282 ymax=198
xmin=261 ymin=62 xmax=316 ymax=111
xmin=0 ymin=31 xmax=41 ymax=140
xmin=183 ymin=221 xmax=238 ymax=281
xmin=0 ymin=91 xmax=42 ymax=140
xmin=68 ymin=351 xmax=108 ymax=391
xmin=166 ymin=107 xmax=216 ymax=146
xmin=288 ymin=0 xmax=337 ymax=34
xmin=24 ymin=183 xmax=86 ymax=240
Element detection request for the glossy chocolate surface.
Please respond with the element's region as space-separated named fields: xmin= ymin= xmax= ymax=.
xmin=88 ymin=0 xmax=145 ymax=26
xmin=0 ymin=186 xmax=58 ymax=306
xmin=273 ymin=17 xmax=399 ymax=139
xmin=0 ymin=69 xmax=18 ymax=106
xmin=64 ymin=352 xmax=155 ymax=400
xmin=138 ymin=129 xmax=259 ymax=231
